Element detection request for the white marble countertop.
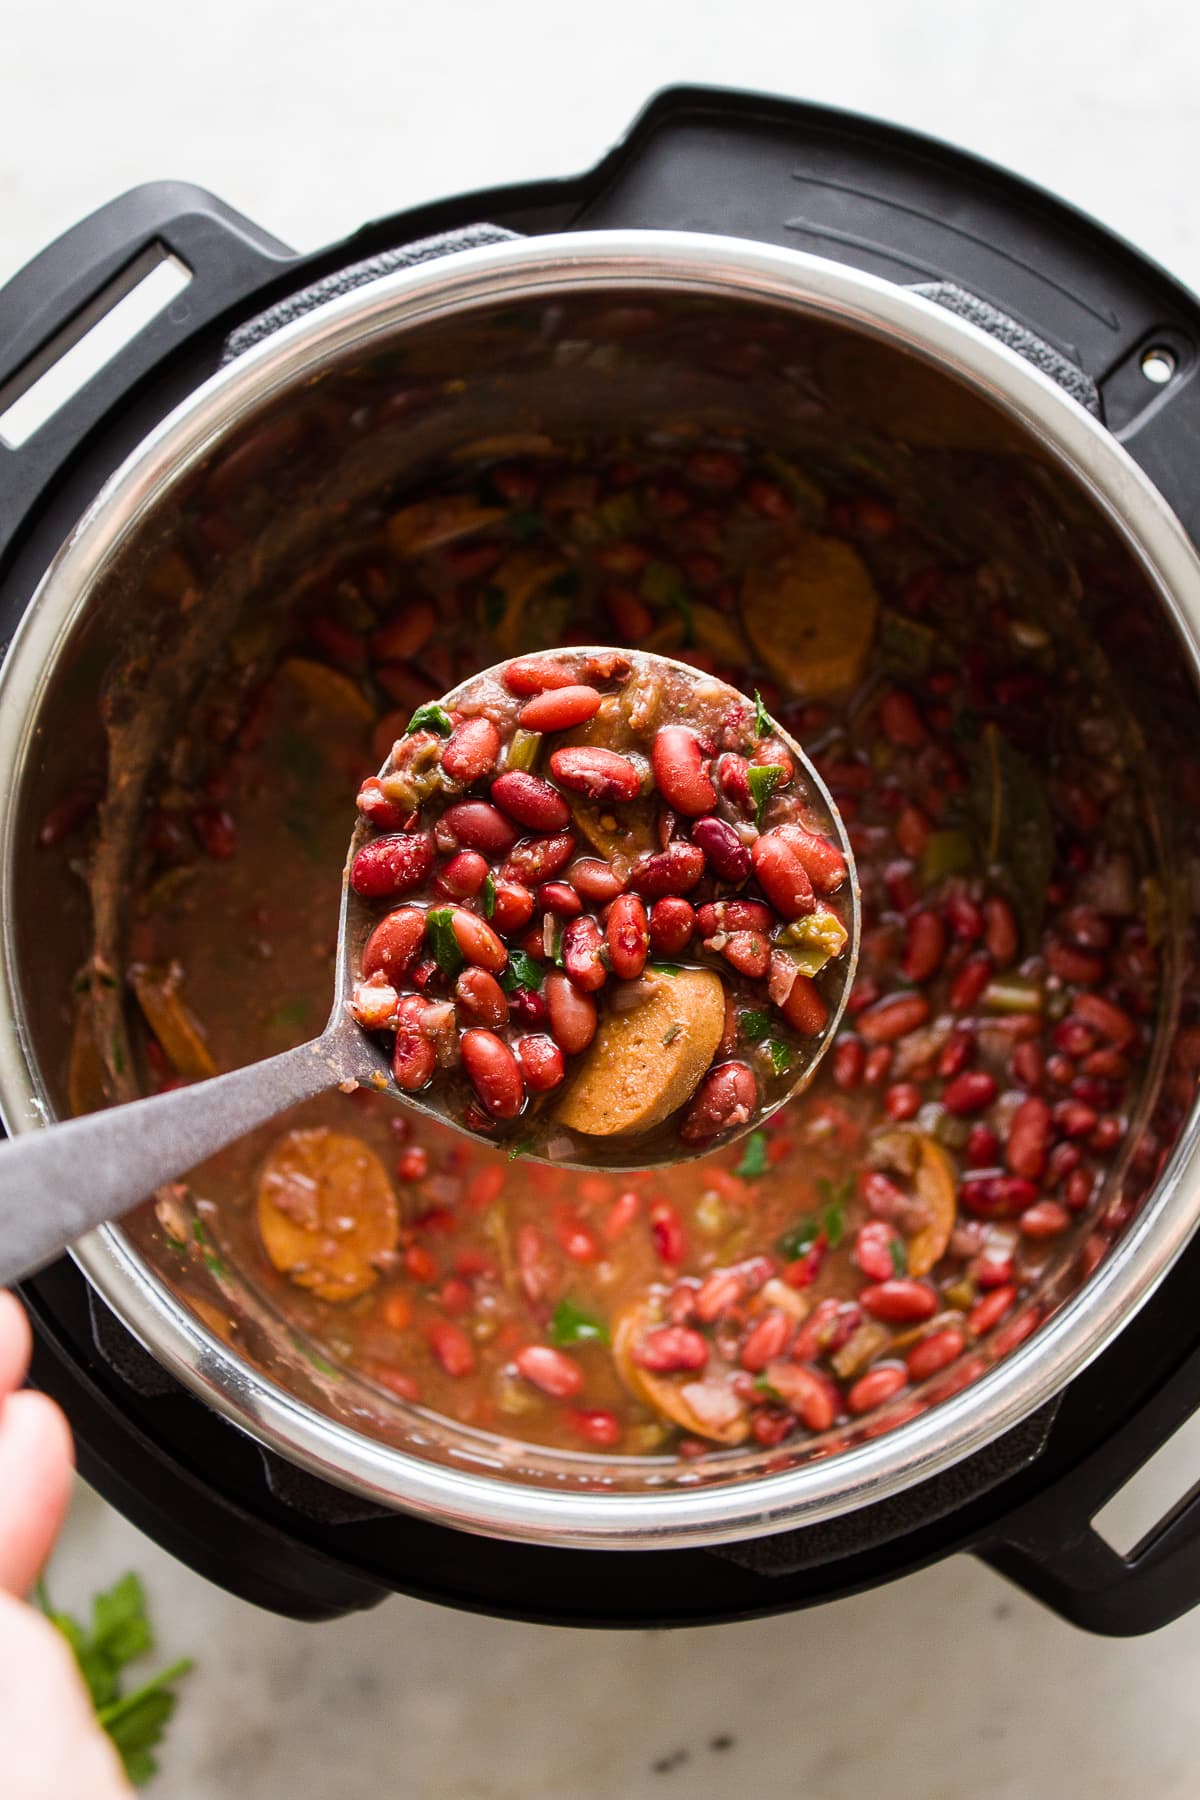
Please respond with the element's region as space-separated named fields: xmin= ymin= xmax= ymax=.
xmin=6 ymin=0 xmax=1200 ymax=1790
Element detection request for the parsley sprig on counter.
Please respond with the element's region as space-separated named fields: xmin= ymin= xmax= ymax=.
xmin=36 ymin=1571 xmax=192 ymax=1787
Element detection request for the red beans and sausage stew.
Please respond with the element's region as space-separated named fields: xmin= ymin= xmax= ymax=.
xmin=348 ymin=647 xmax=852 ymax=1162
xmin=63 ymin=425 xmax=1165 ymax=1459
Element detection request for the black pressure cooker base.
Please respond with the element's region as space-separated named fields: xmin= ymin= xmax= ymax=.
xmin=9 ymin=84 xmax=1200 ymax=1633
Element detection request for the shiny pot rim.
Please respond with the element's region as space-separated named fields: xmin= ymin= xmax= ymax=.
xmin=0 ymin=229 xmax=1198 ymax=1550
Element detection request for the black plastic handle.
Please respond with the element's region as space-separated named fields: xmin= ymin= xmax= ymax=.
xmin=0 ymin=182 xmax=297 ymax=571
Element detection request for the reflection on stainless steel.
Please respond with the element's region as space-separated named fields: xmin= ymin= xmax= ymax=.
xmin=0 ymin=232 xmax=1197 ymax=1548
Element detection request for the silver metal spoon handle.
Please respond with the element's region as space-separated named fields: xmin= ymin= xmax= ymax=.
xmin=0 ymin=1033 xmax=341 ymax=1288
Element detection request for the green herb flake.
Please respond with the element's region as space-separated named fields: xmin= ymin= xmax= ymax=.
xmin=777 ymin=1216 xmax=819 ymax=1260
xmin=507 ymin=1133 xmax=537 ymax=1162
xmin=766 ymin=1038 xmax=792 ymax=1076
xmin=648 ymin=961 xmax=683 ymax=977
xmin=817 ymin=1176 xmax=853 ymax=1249
xmin=889 ymin=1238 xmax=909 ymax=1276
xmin=36 ymin=1572 xmax=192 ymax=1788
xmin=482 ymin=872 xmax=497 ymax=919
xmin=747 ymin=764 xmax=783 ymax=830
xmin=741 ymin=1009 xmax=771 ymax=1043
xmin=405 ymin=701 xmax=453 ymax=738
xmin=735 ymin=1130 xmax=770 ymax=1180
xmin=662 ymin=1024 xmax=682 ymax=1046
xmin=549 ymin=1298 xmax=610 ymax=1346
xmin=425 ymin=906 xmax=465 ymax=978
xmin=754 ymin=690 xmax=772 ymax=737
xmin=500 ymin=949 xmax=545 ymax=993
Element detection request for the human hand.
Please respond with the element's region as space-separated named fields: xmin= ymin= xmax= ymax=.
xmin=0 ymin=1289 xmax=132 ymax=1797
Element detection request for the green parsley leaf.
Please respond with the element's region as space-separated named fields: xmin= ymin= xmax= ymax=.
xmin=507 ymin=1132 xmax=537 ymax=1162
xmin=500 ymin=949 xmax=545 ymax=992
xmin=549 ymin=1299 xmax=610 ymax=1346
xmin=735 ymin=1129 xmax=769 ymax=1180
xmin=817 ymin=1176 xmax=853 ymax=1250
xmin=648 ymin=961 xmax=682 ymax=977
xmin=754 ymin=690 xmax=772 ymax=737
xmin=766 ymin=1038 xmax=792 ymax=1076
xmin=482 ymin=872 xmax=496 ymax=919
xmin=405 ymin=701 xmax=453 ymax=738
xmin=37 ymin=1572 xmax=192 ymax=1788
xmin=777 ymin=1216 xmax=820 ymax=1260
xmin=741 ymin=1009 xmax=770 ymax=1042
xmin=889 ymin=1238 xmax=908 ymax=1276
xmin=425 ymin=906 xmax=465 ymax=978
xmin=747 ymin=763 xmax=783 ymax=830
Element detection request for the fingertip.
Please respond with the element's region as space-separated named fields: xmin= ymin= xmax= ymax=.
xmin=0 ymin=1290 xmax=32 ymax=1397
xmin=0 ymin=1390 xmax=75 ymax=1595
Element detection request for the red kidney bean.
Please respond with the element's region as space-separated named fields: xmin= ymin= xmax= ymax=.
xmin=895 ymin=804 xmax=929 ymax=859
xmin=960 ymin=1175 xmax=1038 ymax=1218
xmin=454 ymin=967 xmax=509 ymax=1027
xmin=508 ymin=988 xmax=548 ymax=1029
xmin=570 ymin=857 xmax=627 ymax=903
xmin=515 ymin=1344 xmax=584 ymax=1398
xmin=502 ymin=832 xmax=576 ymax=885
xmin=633 ymin=1326 xmax=708 ymax=1373
xmin=434 ymin=849 xmax=489 ymax=901
xmin=779 ymin=973 xmax=828 ymax=1036
xmin=649 ymin=896 xmax=696 ymax=955
xmin=983 ymin=895 xmax=1019 ymax=967
xmin=548 ymin=745 xmax=642 ymax=802
xmin=369 ymin=601 xmax=437 ymax=662
xmin=427 ymin=1319 xmax=474 ymax=1378
xmin=1081 ymin=1047 xmax=1130 ymax=1080
xmin=1007 ymin=1096 xmax=1051 ymax=1180
xmin=517 ymin=685 xmax=602 ymax=733
xmin=1045 ymin=941 xmax=1106 ymax=985
xmin=350 ymin=831 xmax=435 ymax=898
xmin=859 ymin=1279 xmax=938 ymax=1322
xmin=679 ymin=1062 xmax=757 ymax=1143
xmin=447 ymin=908 xmax=508 ymax=972
xmin=649 ymin=1199 xmax=687 ymax=1266
xmin=696 ymin=899 xmax=774 ymax=937
xmin=855 ymin=1220 xmax=901 ymax=1281
xmin=606 ymin=893 xmax=649 ymax=979
xmin=901 ymin=911 xmax=947 ymax=983
xmin=570 ymin=1407 xmax=622 ymax=1448
xmin=717 ymin=752 xmax=752 ymax=811
xmin=1010 ymin=1040 xmax=1044 ymax=1091
xmin=518 ymin=1034 xmax=565 ymax=1092
xmin=192 ymin=805 xmax=237 ymax=859
xmin=562 ymin=916 xmax=608 ymax=992
xmin=441 ymin=715 xmax=501 ymax=783
xmin=393 ymin=996 xmax=436 ymax=1091
xmin=694 ymin=1268 xmax=747 ymax=1324
xmin=739 ymin=1310 xmax=793 ymax=1372
xmin=949 ymin=952 xmax=993 ymax=1012
xmin=631 ymin=841 xmax=706 ymax=897
xmin=503 ymin=657 xmax=580 ymax=695
xmin=692 ymin=815 xmax=751 ymax=882
xmin=490 ymin=878 xmax=534 ymax=934
xmin=879 ymin=690 xmax=926 ymax=748
xmin=763 ymin=1362 xmax=837 ymax=1432
xmin=966 ymin=1123 xmax=1001 ymax=1167
xmin=1053 ymin=1017 xmax=1096 ymax=1058
xmin=723 ymin=930 xmax=771 ymax=979
xmin=1091 ymin=1116 xmax=1123 ymax=1153
xmin=440 ymin=800 xmax=518 ymax=856
xmin=775 ymin=822 xmax=848 ymax=894
xmin=604 ymin=586 xmax=654 ymax=641
xmin=651 ymin=726 xmax=717 ymax=817
xmin=545 ymin=971 xmax=597 ymax=1055
xmin=362 ymin=907 xmax=427 ymax=983
xmin=537 ymin=881 xmax=583 ymax=918
xmin=907 ymin=1327 xmax=965 ymax=1382
xmin=884 ymin=860 xmax=920 ymax=912
xmin=1046 ymin=1053 xmax=1076 ymax=1088
xmin=863 ymin=1044 xmax=893 ymax=1085
xmin=460 ymin=1029 xmax=525 ymax=1118
xmin=490 ymin=770 xmax=570 ymax=833
xmin=1063 ymin=905 xmax=1113 ymax=950
xmin=1020 ymin=1199 xmax=1071 ymax=1238
xmin=1054 ymin=1099 xmax=1098 ymax=1139
xmin=857 ymin=992 xmax=930 ymax=1044
xmin=848 ymin=1364 xmax=909 ymax=1415
xmin=751 ymin=830 xmax=816 ymax=919
xmin=1065 ymin=1167 xmax=1095 ymax=1211
xmin=833 ymin=1037 xmax=865 ymax=1091
xmin=1071 ymin=993 xmax=1136 ymax=1050
xmin=942 ymin=1070 xmax=998 ymax=1115
xmin=944 ymin=893 xmax=984 ymax=941
xmin=968 ymin=1285 xmax=1017 ymax=1336
xmin=356 ymin=777 xmax=408 ymax=832
xmin=938 ymin=1030 xmax=974 ymax=1078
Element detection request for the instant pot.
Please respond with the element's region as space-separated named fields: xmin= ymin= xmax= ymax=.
xmin=7 ymin=86 xmax=1200 ymax=1633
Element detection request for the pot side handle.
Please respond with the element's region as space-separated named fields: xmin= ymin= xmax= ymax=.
xmin=0 ymin=183 xmax=298 ymax=573
xmin=977 ymin=1334 xmax=1200 ymax=1635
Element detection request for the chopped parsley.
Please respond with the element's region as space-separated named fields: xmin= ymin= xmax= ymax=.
xmin=405 ymin=701 xmax=453 ymax=738
xmin=747 ymin=763 xmax=783 ymax=830
xmin=735 ymin=1129 xmax=769 ymax=1180
xmin=500 ymin=949 xmax=545 ymax=992
xmin=817 ymin=1176 xmax=852 ymax=1249
xmin=754 ymin=689 xmax=772 ymax=737
xmin=766 ymin=1038 xmax=792 ymax=1076
xmin=889 ymin=1238 xmax=909 ymax=1276
xmin=482 ymin=872 xmax=496 ymax=919
xmin=741 ymin=1009 xmax=770 ymax=1042
xmin=425 ymin=907 xmax=465 ymax=978
xmin=648 ymin=961 xmax=682 ymax=977
xmin=549 ymin=1299 xmax=610 ymax=1346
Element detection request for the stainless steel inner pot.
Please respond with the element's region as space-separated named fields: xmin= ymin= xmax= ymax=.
xmin=1 ymin=231 xmax=1199 ymax=1550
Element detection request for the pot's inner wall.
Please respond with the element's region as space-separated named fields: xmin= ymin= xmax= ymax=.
xmin=12 ymin=286 xmax=1200 ymax=1495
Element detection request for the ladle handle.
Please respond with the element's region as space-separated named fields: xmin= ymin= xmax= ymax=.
xmin=0 ymin=1035 xmax=337 ymax=1287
